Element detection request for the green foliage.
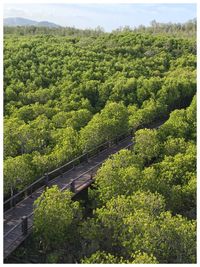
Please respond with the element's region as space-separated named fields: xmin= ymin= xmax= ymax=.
xmin=128 ymin=98 xmax=166 ymax=131
xmin=79 ymin=98 xmax=196 ymax=264
xmin=81 ymin=250 xmax=158 ymax=263
xmin=159 ymin=109 xmax=190 ymax=140
xmin=80 ymin=191 xmax=165 ymax=257
xmin=155 ymin=212 xmax=196 ymax=263
xmin=52 ymin=109 xmax=92 ymax=130
xmin=170 ymin=173 xmax=196 ymax=218
xmin=109 ymin=77 xmax=137 ymax=105
xmin=31 ymin=152 xmax=50 ymax=177
xmin=80 ymin=190 xmax=196 ymax=263
xmin=130 ymin=251 xmax=158 ymax=264
xmin=158 ymin=68 xmax=196 ymax=111
xmin=4 ymin=117 xmax=24 ymax=158
xmin=80 ymin=102 xmax=128 ymax=151
xmin=94 ymin=149 xmax=141 ymax=203
xmin=81 ymin=251 xmax=119 ymax=264
xmin=49 ymin=127 xmax=79 ymax=168
xmin=186 ymin=94 xmax=196 ymax=140
xmin=122 ymin=211 xmax=196 ymax=263
xmin=158 ymin=94 xmax=196 ymax=141
xmin=162 ymin=137 xmax=189 ymax=157
xmin=142 ymin=143 xmax=196 ymax=216
xmin=134 ymin=128 xmax=161 ymax=164
xmin=3 ymin=26 xmax=196 ymax=263
xmin=136 ymin=76 xmax=162 ymax=104
xmin=33 ymin=185 xmax=82 ymax=251
xmin=4 ymin=154 xmax=34 ymax=195
xmin=4 ymin=30 xmax=196 ymax=196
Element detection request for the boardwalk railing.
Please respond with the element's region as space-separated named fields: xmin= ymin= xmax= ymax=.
xmin=4 ymin=128 xmax=133 ymax=212
xmin=4 ymin=142 xmax=133 ymax=259
xmin=4 ymin=116 xmax=167 ymax=212
xmin=4 ymin=212 xmax=34 ymax=259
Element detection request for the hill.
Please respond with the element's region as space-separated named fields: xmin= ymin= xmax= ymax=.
xmin=4 ymin=17 xmax=60 ymax=28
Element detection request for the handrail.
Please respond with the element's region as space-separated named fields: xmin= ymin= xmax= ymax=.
xmin=4 ymin=221 xmax=23 ymax=238
xmin=4 ymin=117 xmax=166 ymax=211
xmin=4 ymin=141 xmax=134 ymax=240
xmin=4 ymin=213 xmax=34 ymax=257
xmin=47 ymin=152 xmax=87 ymax=175
xmin=4 ymin=128 xmax=133 ymax=210
xmin=4 ymin=176 xmax=45 ymax=206
xmin=3 ymin=118 xmax=168 ymax=259
xmin=61 ymin=161 xmax=104 ymax=192
xmin=4 ymin=211 xmax=34 ymax=238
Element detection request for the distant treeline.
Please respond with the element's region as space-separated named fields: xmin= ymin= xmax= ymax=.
xmin=116 ymin=19 xmax=196 ymax=38
xmin=4 ymin=25 xmax=106 ymax=37
xmin=4 ymin=18 xmax=196 ymax=38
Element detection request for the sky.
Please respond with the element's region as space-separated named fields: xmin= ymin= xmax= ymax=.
xmin=3 ymin=3 xmax=197 ymax=32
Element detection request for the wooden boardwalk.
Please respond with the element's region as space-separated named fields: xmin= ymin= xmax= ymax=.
xmin=4 ymin=118 xmax=166 ymax=260
xmin=4 ymin=136 xmax=133 ymax=259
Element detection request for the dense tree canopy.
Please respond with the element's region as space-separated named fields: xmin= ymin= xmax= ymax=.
xmin=79 ymin=102 xmax=128 ymax=151
xmin=4 ymin=26 xmax=196 ymax=196
xmin=33 ymin=186 xmax=82 ymax=251
xmin=4 ymin=23 xmax=196 ymax=264
xmin=80 ymin=191 xmax=196 ymax=263
xmin=81 ymin=250 xmax=159 ymax=264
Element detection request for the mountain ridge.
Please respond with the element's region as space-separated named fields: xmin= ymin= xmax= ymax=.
xmin=4 ymin=17 xmax=61 ymax=28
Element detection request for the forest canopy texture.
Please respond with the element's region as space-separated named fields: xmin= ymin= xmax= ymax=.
xmin=3 ymin=21 xmax=196 ymax=263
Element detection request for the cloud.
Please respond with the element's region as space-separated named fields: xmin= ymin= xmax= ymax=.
xmin=4 ymin=8 xmax=27 ymax=18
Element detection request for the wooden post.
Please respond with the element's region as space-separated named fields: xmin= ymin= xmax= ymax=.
xmin=70 ymin=180 xmax=75 ymax=193
xmin=85 ymin=153 xmax=88 ymax=163
xmin=44 ymin=173 xmax=49 ymax=188
xmin=12 ymin=196 xmax=16 ymax=207
xmin=30 ymin=186 xmax=33 ymax=198
xmin=21 ymin=216 xmax=28 ymax=236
